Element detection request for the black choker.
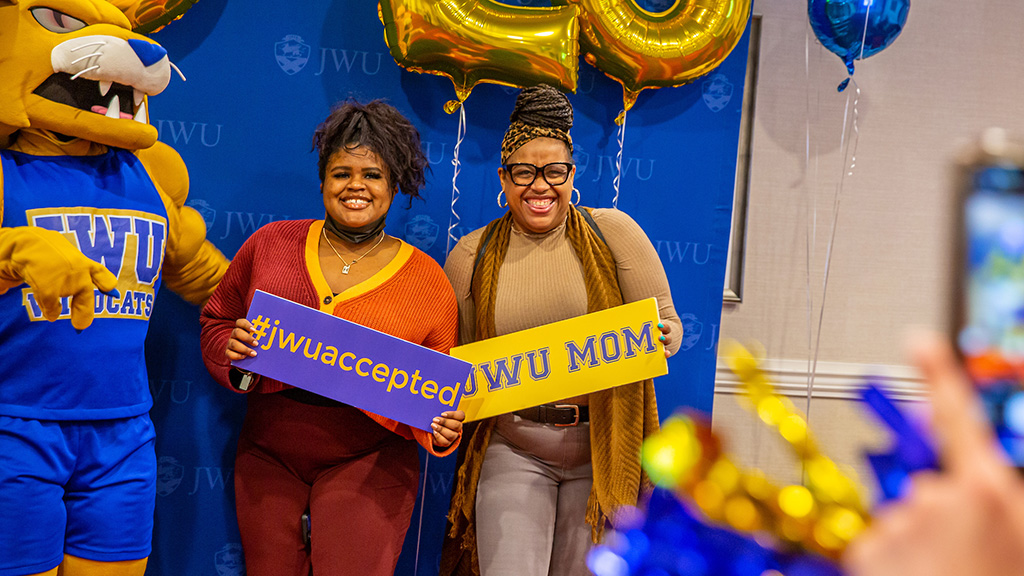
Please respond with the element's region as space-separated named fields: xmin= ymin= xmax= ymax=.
xmin=323 ymin=213 xmax=387 ymax=245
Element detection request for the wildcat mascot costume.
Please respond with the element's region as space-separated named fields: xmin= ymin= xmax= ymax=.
xmin=0 ymin=1 xmax=227 ymax=574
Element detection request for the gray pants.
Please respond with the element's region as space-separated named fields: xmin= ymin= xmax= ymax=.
xmin=474 ymin=413 xmax=593 ymax=576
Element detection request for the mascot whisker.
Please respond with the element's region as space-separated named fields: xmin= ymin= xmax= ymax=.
xmin=0 ymin=1 xmax=227 ymax=574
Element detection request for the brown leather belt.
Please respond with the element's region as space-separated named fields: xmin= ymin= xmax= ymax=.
xmin=514 ymin=404 xmax=589 ymax=426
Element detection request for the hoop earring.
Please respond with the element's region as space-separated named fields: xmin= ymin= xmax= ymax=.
xmin=497 ymin=190 xmax=508 ymax=209
xmin=572 ymin=188 xmax=580 ymax=206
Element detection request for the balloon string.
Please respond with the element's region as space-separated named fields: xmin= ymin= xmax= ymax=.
xmin=804 ymin=28 xmax=815 ymax=422
xmin=429 ymin=102 xmax=465 ymax=574
xmin=446 ymin=104 xmax=467 ymax=255
xmin=858 ymin=1 xmax=873 ymax=62
xmin=413 ymin=453 xmax=430 ymax=576
xmin=809 ymin=3 xmax=870 ymax=414
xmin=612 ymin=108 xmax=627 ymax=209
xmin=807 ymin=81 xmax=861 ymax=425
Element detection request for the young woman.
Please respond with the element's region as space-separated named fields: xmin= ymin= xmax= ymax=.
xmin=200 ymin=100 xmax=464 ymax=576
xmin=441 ymin=85 xmax=682 ymax=576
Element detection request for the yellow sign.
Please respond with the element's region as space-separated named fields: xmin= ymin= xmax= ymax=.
xmin=452 ymin=298 xmax=668 ymax=422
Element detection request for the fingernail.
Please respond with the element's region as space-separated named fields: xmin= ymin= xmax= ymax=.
xmin=658 ymin=323 xmax=664 ymax=329
xmin=431 ymin=423 xmax=439 ymax=430
xmin=659 ymin=335 xmax=666 ymax=342
xmin=104 ymin=288 xmax=121 ymax=299
xmin=252 ymin=340 xmax=259 ymax=346
xmin=250 ymin=350 xmax=257 ymax=357
xmin=433 ymin=417 xmax=440 ymax=423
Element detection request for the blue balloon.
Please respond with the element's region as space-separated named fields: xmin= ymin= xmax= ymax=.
xmin=808 ymin=0 xmax=910 ymax=75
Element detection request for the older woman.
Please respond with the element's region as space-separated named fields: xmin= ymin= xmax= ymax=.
xmin=441 ymin=85 xmax=682 ymax=576
xmin=199 ymin=100 xmax=464 ymax=576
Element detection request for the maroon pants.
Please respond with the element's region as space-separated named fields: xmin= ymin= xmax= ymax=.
xmin=234 ymin=391 xmax=419 ymax=576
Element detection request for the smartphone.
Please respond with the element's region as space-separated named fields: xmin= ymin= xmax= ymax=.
xmin=952 ymin=127 xmax=1024 ymax=465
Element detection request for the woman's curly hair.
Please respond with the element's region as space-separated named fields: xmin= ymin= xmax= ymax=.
xmin=312 ymin=99 xmax=428 ymax=199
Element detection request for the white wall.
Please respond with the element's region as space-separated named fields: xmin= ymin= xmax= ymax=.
xmin=714 ymin=0 xmax=1024 ymax=495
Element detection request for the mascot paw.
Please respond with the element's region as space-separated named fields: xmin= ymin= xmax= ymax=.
xmin=0 ymin=227 xmax=118 ymax=330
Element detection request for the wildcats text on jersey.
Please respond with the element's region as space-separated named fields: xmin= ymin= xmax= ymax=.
xmin=20 ymin=207 xmax=167 ymax=322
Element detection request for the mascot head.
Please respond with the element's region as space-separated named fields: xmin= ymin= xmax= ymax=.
xmin=0 ymin=0 xmax=179 ymax=150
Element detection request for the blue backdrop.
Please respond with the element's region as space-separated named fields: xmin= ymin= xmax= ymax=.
xmin=141 ymin=1 xmax=751 ymax=574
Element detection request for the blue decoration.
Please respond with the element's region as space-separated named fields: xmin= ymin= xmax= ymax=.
xmin=860 ymin=383 xmax=938 ymax=501
xmin=587 ymin=489 xmax=845 ymax=576
xmin=808 ymin=0 xmax=910 ymax=75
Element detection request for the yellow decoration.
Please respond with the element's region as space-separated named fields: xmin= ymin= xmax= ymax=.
xmin=724 ymin=495 xmax=760 ymax=532
xmin=452 ymin=297 xmax=667 ymax=422
xmin=723 ymin=340 xmax=869 ymax=554
xmin=638 ymin=340 xmax=872 ymax=560
xmin=692 ymin=479 xmax=725 ymax=512
xmin=107 ymin=0 xmax=200 ymax=34
xmin=778 ymin=485 xmax=815 ymax=519
xmin=566 ymin=0 xmax=752 ymax=121
xmin=378 ymin=0 xmax=580 ymax=112
xmin=641 ymin=416 xmax=701 ymax=486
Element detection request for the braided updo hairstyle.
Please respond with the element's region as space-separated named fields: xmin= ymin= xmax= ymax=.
xmin=511 ymin=85 xmax=573 ymax=132
xmin=312 ymin=99 xmax=428 ymax=199
xmin=500 ymin=84 xmax=574 ymax=163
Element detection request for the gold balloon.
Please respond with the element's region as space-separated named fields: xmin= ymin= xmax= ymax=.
xmin=378 ymin=0 xmax=580 ymax=113
xmin=566 ymin=0 xmax=751 ymax=119
xmin=107 ymin=0 xmax=201 ymax=34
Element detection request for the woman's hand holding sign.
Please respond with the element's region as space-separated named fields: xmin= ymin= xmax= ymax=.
xmin=431 ymin=411 xmax=465 ymax=449
xmin=225 ymin=317 xmax=259 ymax=361
xmin=658 ymin=322 xmax=673 ymax=358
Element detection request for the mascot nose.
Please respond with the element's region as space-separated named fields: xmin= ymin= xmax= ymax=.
xmin=128 ymin=38 xmax=168 ymax=67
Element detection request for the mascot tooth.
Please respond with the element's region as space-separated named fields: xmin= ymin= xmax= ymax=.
xmin=0 ymin=1 xmax=228 ymax=574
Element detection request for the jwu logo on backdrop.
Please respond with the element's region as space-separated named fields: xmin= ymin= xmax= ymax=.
xmin=275 ymin=34 xmax=311 ymax=74
xmin=423 ymin=141 xmax=451 ymax=166
xmin=153 ymin=119 xmax=223 ymax=148
xmin=214 ymin=544 xmax=245 ymax=576
xmin=156 ymin=455 xmax=234 ymax=497
xmin=274 ymin=34 xmax=387 ymax=77
xmin=702 ymin=73 xmax=734 ymax=112
xmin=405 ymin=215 xmax=439 ymax=252
xmin=678 ymin=312 xmax=719 ymax=352
xmin=150 ymin=379 xmax=192 ymax=405
xmin=186 ymin=199 xmax=294 ymax=242
xmin=156 ymin=456 xmax=184 ymax=496
xmin=572 ymin=143 xmax=656 ymax=183
xmin=422 ymin=470 xmax=455 ymax=496
xmin=652 ymin=239 xmax=715 ymax=266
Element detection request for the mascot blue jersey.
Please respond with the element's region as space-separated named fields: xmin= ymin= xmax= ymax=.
xmin=0 ymin=149 xmax=168 ymax=420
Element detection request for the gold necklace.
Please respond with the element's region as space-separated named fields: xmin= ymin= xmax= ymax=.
xmin=322 ymin=227 xmax=385 ymax=275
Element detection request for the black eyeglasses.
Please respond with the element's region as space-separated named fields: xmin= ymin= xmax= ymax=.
xmin=503 ymin=162 xmax=574 ymax=186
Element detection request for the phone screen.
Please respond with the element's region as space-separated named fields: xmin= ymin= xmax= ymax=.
xmin=959 ymin=162 xmax=1024 ymax=464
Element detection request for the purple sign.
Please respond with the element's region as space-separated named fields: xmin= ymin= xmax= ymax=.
xmin=233 ymin=290 xmax=471 ymax=431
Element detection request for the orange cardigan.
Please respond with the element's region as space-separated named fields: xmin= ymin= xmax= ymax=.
xmin=200 ymin=219 xmax=460 ymax=456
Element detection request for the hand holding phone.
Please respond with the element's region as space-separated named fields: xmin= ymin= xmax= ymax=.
xmin=952 ymin=127 xmax=1024 ymax=466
